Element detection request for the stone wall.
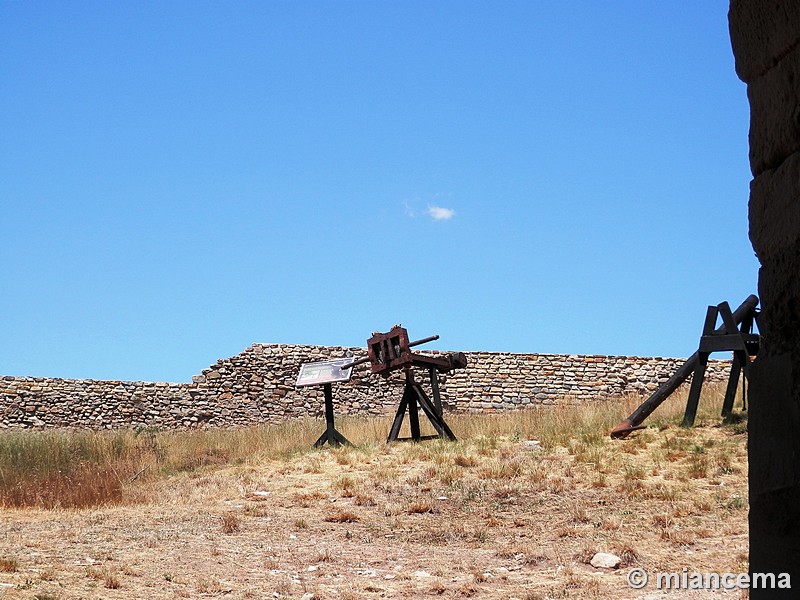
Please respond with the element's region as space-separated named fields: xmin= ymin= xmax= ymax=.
xmin=0 ymin=344 xmax=731 ymax=429
xmin=729 ymin=0 xmax=800 ymax=590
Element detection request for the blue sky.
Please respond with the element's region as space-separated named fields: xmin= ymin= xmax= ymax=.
xmin=1 ymin=2 xmax=758 ymax=382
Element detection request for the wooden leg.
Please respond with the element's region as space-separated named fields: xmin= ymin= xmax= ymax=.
xmin=682 ymin=353 xmax=709 ymax=427
xmin=721 ymin=352 xmax=744 ymax=417
xmin=387 ymin=384 xmax=411 ymax=442
xmin=413 ymin=384 xmax=457 ymax=441
xmin=313 ymin=383 xmax=351 ymax=447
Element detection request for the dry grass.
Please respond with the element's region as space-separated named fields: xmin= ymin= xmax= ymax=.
xmin=0 ymin=384 xmax=748 ymax=598
xmin=0 ymin=556 xmax=19 ymax=572
xmin=220 ymin=512 xmax=241 ymax=534
xmin=324 ymin=510 xmax=360 ymax=523
xmin=0 ymin=420 xmax=328 ymax=508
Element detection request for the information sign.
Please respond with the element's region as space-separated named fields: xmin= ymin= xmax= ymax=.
xmin=295 ymin=358 xmax=354 ymax=387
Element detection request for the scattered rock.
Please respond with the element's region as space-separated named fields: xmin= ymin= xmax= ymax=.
xmin=413 ymin=570 xmax=431 ymax=578
xmin=590 ymin=552 xmax=621 ymax=569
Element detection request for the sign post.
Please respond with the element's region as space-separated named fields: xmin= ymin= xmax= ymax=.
xmin=295 ymin=358 xmax=354 ymax=447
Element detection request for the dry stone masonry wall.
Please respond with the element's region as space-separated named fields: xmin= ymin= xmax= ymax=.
xmin=0 ymin=344 xmax=731 ymax=430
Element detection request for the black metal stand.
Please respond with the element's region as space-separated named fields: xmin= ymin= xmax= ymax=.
xmin=387 ymin=369 xmax=457 ymax=442
xmin=313 ymin=383 xmax=351 ymax=448
xmin=682 ymin=301 xmax=759 ymax=427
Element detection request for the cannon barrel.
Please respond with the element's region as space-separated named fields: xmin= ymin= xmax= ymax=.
xmin=610 ymin=294 xmax=759 ymax=438
xmin=408 ymin=335 xmax=440 ymax=348
xmin=340 ymin=334 xmax=440 ymax=370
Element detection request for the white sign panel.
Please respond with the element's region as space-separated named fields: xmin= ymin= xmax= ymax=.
xmin=295 ymin=358 xmax=354 ymax=387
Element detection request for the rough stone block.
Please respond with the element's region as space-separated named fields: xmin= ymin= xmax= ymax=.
xmin=749 ymin=151 xmax=800 ymax=262
xmin=746 ymin=43 xmax=800 ymax=175
xmin=729 ymin=0 xmax=800 ymax=82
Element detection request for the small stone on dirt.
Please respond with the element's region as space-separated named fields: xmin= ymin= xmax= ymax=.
xmin=413 ymin=570 xmax=431 ymax=578
xmin=590 ymin=552 xmax=621 ymax=569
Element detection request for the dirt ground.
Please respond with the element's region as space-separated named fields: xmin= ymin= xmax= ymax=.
xmin=0 ymin=422 xmax=749 ymax=599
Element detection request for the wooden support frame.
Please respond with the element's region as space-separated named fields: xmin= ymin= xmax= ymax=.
xmin=682 ymin=301 xmax=759 ymax=427
xmin=387 ymin=369 xmax=457 ymax=443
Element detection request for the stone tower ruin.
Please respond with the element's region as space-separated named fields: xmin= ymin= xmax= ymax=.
xmin=729 ymin=1 xmax=800 ymax=593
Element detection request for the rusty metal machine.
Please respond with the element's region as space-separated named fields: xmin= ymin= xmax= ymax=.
xmin=610 ymin=294 xmax=760 ymax=438
xmin=342 ymin=325 xmax=467 ymax=442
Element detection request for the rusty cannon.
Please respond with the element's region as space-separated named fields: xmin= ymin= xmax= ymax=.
xmin=344 ymin=325 xmax=467 ymax=442
xmin=610 ymin=294 xmax=760 ymax=439
xmin=295 ymin=325 xmax=466 ymax=447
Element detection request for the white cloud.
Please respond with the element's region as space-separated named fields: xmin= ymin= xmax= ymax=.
xmin=426 ymin=205 xmax=456 ymax=221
